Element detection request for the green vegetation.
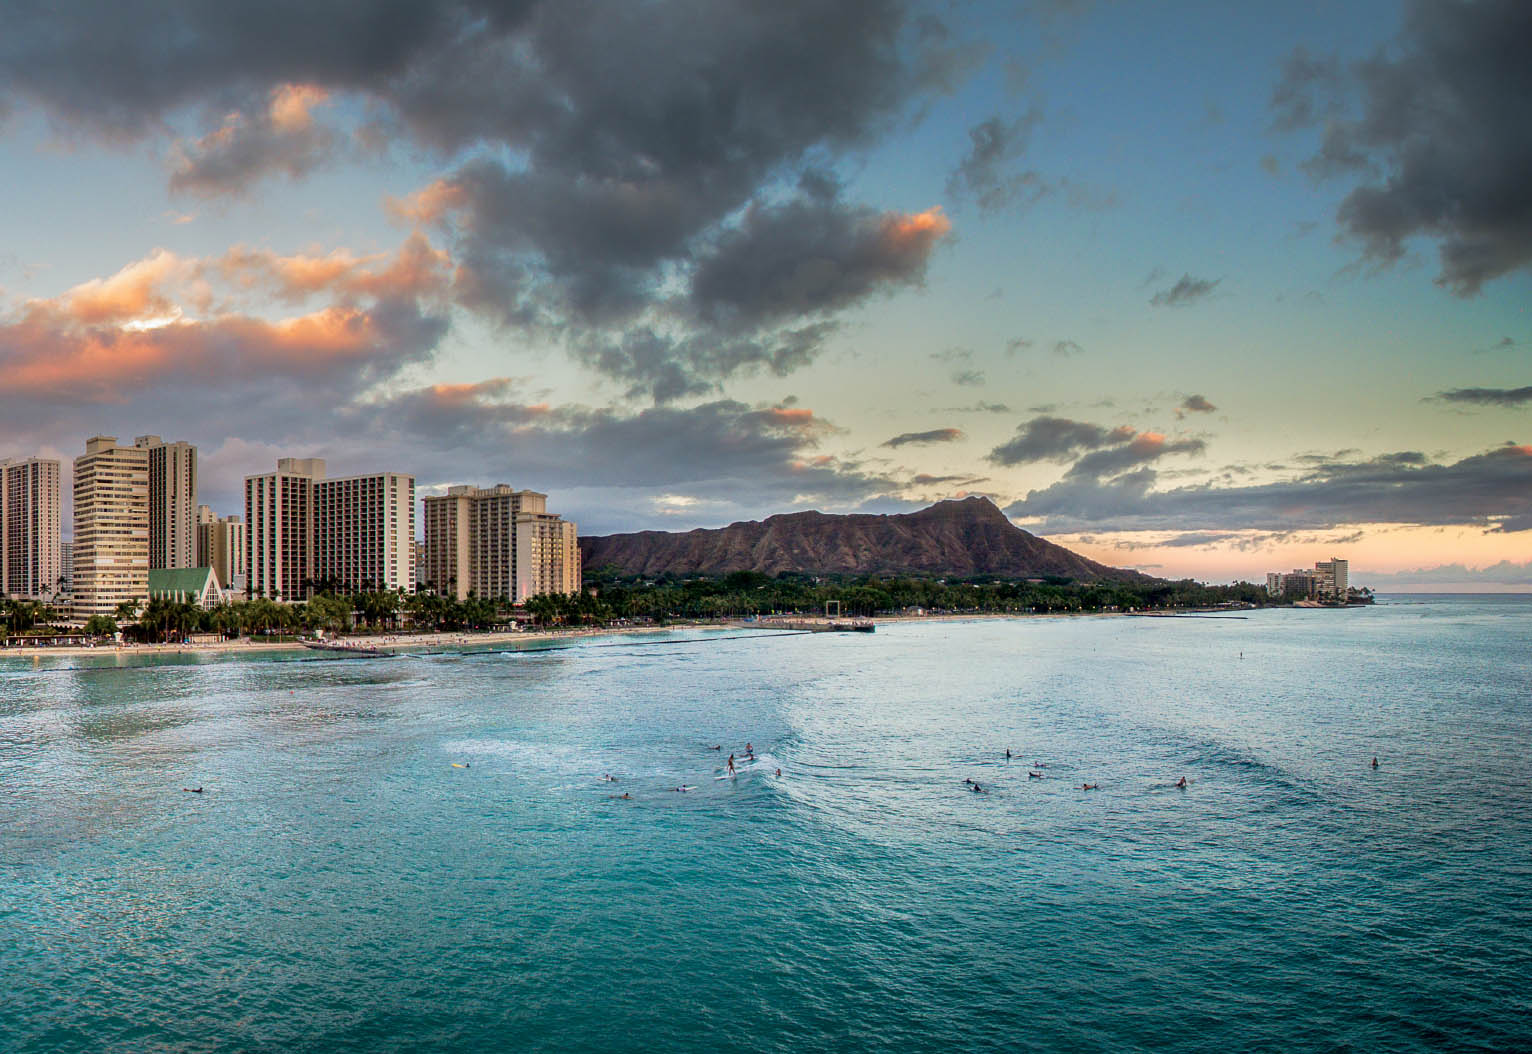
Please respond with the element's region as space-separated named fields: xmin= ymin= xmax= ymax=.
xmin=582 ymin=566 xmax=1283 ymax=620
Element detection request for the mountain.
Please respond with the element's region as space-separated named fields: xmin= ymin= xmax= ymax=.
xmin=580 ymin=497 xmax=1152 ymax=582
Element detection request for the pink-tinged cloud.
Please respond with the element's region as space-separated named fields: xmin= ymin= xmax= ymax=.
xmin=56 ymin=249 xmax=191 ymax=325
xmin=214 ymin=233 xmax=450 ymax=303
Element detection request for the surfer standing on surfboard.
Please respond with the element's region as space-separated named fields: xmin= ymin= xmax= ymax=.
xmin=727 ymin=754 xmax=736 ymax=776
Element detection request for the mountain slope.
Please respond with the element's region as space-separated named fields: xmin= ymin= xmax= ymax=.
xmin=580 ymin=496 xmax=1151 ymax=582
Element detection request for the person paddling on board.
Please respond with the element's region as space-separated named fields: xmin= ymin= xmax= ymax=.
xmin=1175 ymin=776 xmax=1187 ymax=789
xmin=1005 ymin=748 xmax=1012 ymax=760
xmin=727 ymin=754 xmax=736 ymax=776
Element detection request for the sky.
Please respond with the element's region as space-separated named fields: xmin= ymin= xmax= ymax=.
xmin=0 ymin=0 xmax=1528 ymax=590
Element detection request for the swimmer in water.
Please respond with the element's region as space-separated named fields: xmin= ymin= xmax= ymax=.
xmin=971 ymin=783 xmax=986 ymax=794
xmin=1175 ymin=776 xmax=1187 ymax=789
xmin=601 ymin=774 xmax=617 ymax=782
xmin=1028 ymin=770 xmax=1042 ymax=779
xmin=709 ymin=745 xmax=721 ymax=751
xmin=608 ymin=792 xmax=632 ymax=800
xmin=775 ymin=768 xmax=781 ymax=778
xmin=182 ymin=787 xmax=203 ymax=793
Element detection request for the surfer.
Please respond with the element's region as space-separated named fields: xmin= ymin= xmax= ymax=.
xmin=1175 ymin=776 xmax=1187 ymax=789
xmin=745 ymin=742 xmax=753 ymax=755
xmin=727 ymin=754 xmax=736 ymax=775
xmin=1005 ymin=748 xmax=1012 ymax=760
xmin=775 ymin=768 xmax=781 ymax=778
xmin=1081 ymin=783 xmax=1098 ymax=791
xmin=182 ymin=787 xmax=203 ymax=793
xmin=709 ymin=745 xmax=721 ymax=751
xmin=601 ymin=774 xmax=618 ymax=782
xmin=971 ymin=782 xmax=986 ymax=794
xmin=1028 ymin=771 xmax=1042 ymax=779
xmin=608 ymin=792 xmax=632 ymax=800
xmin=1371 ymin=757 xmax=1379 ymax=769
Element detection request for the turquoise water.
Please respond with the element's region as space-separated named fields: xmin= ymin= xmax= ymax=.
xmin=2 ymin=596 xmax=1529 ymax=1052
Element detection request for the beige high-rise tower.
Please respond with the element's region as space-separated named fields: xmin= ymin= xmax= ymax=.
xmin=135 ymin=435 xmax=198 ymax=569
xmin=422 ymin=485 xmax=580 ymax=603
xmin=73 ymin=436 xmax=150 ymax=619
xmin=314 ymin=472 xmax=415 ymax=593
xmin=1 ymin=457 xmax=64 ymax=601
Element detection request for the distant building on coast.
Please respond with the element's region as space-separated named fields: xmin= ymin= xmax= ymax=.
xmin=0 ymin=456 xmax=63 ymax=601
xmin=1267 ymin=557 xmax=1349 ymax=598
xmin=196 ymin=505 xmax=247 ymax=599
xmin=245 ymin=458 xmax=415 ymax=601
xmin=72 ymin=436 xmax=150 ymax=619
xmin=421 ymin=484 xmax=580 ymax=603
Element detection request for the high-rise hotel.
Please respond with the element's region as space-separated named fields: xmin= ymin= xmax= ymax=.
xmin=196 ymin=504 xmax=247 ymax=597
xmin=246 ymin=459 xmax=414 ymax=600
xmin=72 ymin=436 xmax=151 ymax=618
xmin=0 ymin=456 xmax=63 ymax=601
xmin=135 ymin=435 xmax=198 ymax=569
xmin=421 ymin=485 xmax=579 ymax=603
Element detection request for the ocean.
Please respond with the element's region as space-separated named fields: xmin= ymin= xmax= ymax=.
xmin=2 ymin=595 xmax=1529 ymax=1052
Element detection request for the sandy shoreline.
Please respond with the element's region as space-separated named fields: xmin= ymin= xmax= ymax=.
xmin=0 ymin=621 xmax=731 ymax=660
xmin=0 ymin=611 xmax=1133 ymax=661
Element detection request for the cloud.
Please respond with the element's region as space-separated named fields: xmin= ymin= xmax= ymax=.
xmin=942 ymin=401 xmax=1013 ymax=414
xmin=1434 ymin=385 xmax=1532 ymax=407
xmin=1006 ymin=443 xmax=1532 ymax=533
xmin=910 ymin=473 xmax=986 ymax=486
xmin=1176 ymin=394 xmax=1217 ymax=418
xmin=169 ymin=84 xmax=341 ymax=195
xmin=1273 ymin=0 xmax=1532 ymax=294
xmin=950 ymin=368 xmax=986 ymax=386
xmin=883 ymin=427 xmax=965 ymax=448
xmin=1052 ymin=339 xmax=1083 ymax=356
xmin=987 ymin=415 xmax=1137 ymax=466
xmin=929 ymin=346 xmax=972 ymax=362
xmin=1149 ymin=273 xmax=1220 ymax=308
xmin=0 ymin=0 xmax=970 ymax=401
xmin=1064 ymin=432 xmax=1206 ymax=480
xmin=946 ymin=110 xmax=1047 ymax=212
xmin=1365 ymin=559 xmax=1532 ymax=587
xmin=1005 ymin=336 xmax=1034 ymax=355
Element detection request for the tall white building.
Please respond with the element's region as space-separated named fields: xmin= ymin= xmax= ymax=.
xmin=1316 ymin=558 xmax=1349 ymax=596
xmin=315 ymin=472 xmax=415 ymax=593
xmin=422 ymin=485 xmax=580 ymax=603
xmin=134 ymin=435 xmax=198 ymax=569
xmin=246 ymin=459 xmax=414 ymax=600
xmin=73 ymin=436 xmax=150 ymax=619
xmin=1 ymin=457 xmax=63 ymax=601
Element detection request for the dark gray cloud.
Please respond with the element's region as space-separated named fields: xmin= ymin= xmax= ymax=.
xmin=1052 ymin=339 xmax=1083 ymax=356
xmin=1006 ymin=443 xmax=1532 ymax=533
xmin=950 ymin=369 xmax=986 ymax=387
xmin=946 ymin=110 xmax=1046 ymax=212
xmin=1150 ymin=273 xmax=1220 ymax=308
xmin=0 ymin=0 xmax=964 ymax=401
xmin=1435 ymin=385 xmax=1532 ymax=407
xmin=987 ymin=415 xmax=1136 ymax=466
xmin=1064 ymin=434 xmax=1206 ymax=480
xmin=1177 ymin=394 xmax=1217 ymax=417
xmin=883 ymin=427 xmax=965 ymax=448
xmin=910 ymin=473 xmax=987 ymax=486
xmin=1004 ymin=336 xmax=1034 ymax=355
xmin=1273 ymin=0 xmax=1532 ymax=294
xmin=942 ymin=401 xmax=1013 ymax=414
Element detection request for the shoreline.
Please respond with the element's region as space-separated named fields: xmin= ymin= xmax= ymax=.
xmin=0 ymin=603 xmax=1363 ymax=662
